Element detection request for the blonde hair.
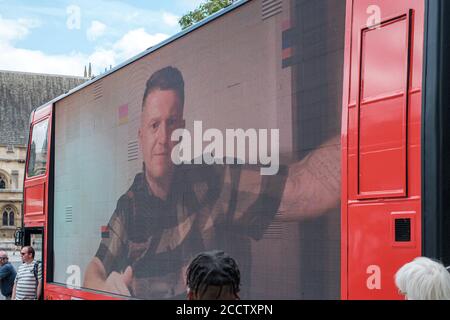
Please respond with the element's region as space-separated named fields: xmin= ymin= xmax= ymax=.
xmin=395 ymin=257 xmax=450 ymax=300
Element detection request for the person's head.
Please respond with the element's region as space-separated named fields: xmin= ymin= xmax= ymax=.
xmin=186 ymin=250 xmax=240 ymax=300
xmin=395 ymin=256 xmax=450 ymax=300
xmin=139 ymin=66 xmax=185 ymax=183
xmin=20 ymin=246 xmax=35 ymax=263
xmin=0 ymin=251 xmax=8 ymax=266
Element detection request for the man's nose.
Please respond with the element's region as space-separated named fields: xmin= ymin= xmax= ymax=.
xmin=158 ymin=121 xmax=170 ymax=145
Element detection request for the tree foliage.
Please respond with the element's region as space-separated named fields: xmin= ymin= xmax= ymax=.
xmin=179 ymin=0 xmax=236 ymax=30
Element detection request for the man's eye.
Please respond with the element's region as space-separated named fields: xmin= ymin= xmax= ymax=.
xmin=151 ymin=122 xmax=159 ymax=129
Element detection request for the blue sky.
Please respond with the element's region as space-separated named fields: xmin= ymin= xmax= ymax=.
xmin=0 ymin=0 xmax=205 ymax=76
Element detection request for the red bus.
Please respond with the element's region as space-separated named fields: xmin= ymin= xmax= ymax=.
xmin=17 ymin=0 xmax=450 ymax=300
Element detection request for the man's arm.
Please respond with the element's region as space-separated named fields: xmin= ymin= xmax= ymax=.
xmin=12 ymin=280 xmax=17 ymax=300
xmin=83 ymin=200 xmax=133 ymax=296
xmin=278 ymin=136 xmax=340 ymax=221
xmin=229 ymin=136 xmax=340 ymax=223
xmin=36 ymin=263 xmax=43 ymax=299
xmin=37 ymin=279 xmax=42 ymax=300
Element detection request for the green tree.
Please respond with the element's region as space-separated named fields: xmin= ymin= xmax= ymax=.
xmin=179 ymin=0 xmax=236 ymax=30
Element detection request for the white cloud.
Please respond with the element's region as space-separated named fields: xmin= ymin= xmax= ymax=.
xmin=87 ymin=20 xmax=107 ymax=41
xmin=113 ymin=28 xmax=169 ymax=61
xmin=0 ymin=15 xmax=40 ymax=43
xmin=0 ymin=15 xmax=84 ymax=76
xmin=0 ymin=14 xmax=169 ymax=77
xmin=88 ymin=28 xmax=168 ymax=73
xmin=0 ymin=43 xmax=86 ymax=76
xmin=162 ymin=12 xmax=180 ymax=28
xmin=64 ymin=0 xmax=182 ymax=34
xmin=88 ymin=48 xmax=115 ymax=72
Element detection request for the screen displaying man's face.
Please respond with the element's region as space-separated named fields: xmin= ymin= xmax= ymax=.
xmin=53 ymin=0 xmax=345 ymax=300
xmin=139 ymin=89 xmax=184 ymax=181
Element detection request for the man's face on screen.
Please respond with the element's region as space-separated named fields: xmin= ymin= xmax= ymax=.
xmin=139 ymin=89 xmax=184 ymax=182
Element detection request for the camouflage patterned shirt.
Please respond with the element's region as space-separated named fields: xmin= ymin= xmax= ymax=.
xmin=95 ymin=163 xmax=287 ymax=299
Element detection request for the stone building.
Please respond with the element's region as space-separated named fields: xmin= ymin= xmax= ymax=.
xmin=0 ymin=70 xmax=86 ymax=239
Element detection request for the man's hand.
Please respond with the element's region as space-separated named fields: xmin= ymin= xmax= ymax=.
xmin=103 ymin=266 xmax=133 ymax=296
xmin=83 ymin=258 xmax=134 ymax=297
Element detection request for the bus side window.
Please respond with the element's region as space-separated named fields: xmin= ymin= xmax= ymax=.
xmin=27 ymin=119 xmax=49 ymax=177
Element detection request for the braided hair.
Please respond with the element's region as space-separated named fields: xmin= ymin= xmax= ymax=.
xmin=186 ymin=250 xmax=240 ymax=300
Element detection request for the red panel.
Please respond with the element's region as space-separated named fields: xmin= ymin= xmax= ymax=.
xmin=24 ymin=106 xmax=52 ymax=289
xmin=342 ymin=0 xmax=424 ymax=300
xmin=45 ymin=284 xmax=122 ymax=300
xmin=347 ymin=201 xmax=420 ymax=299
xmin=361 ymin=19 xmax=408 ymax=100
xmin=33 ymin=104 xmax=52 ymax=122
xmin=357 ymin=13 xmax=410 ymax=198
xmin=349 ymin=1 xmax=424 ymax=104
xmin=24 ymin=183 xmax=45 ymax=216
xmin=24 ymin=116 xmax=51 ymax=226
xmin=359 ymin=97 xmax=406 ymax=195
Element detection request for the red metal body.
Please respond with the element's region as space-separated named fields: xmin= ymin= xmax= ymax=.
xmin=44 ymin=283 xmax=120 ymax=300
xmin=341 ymin=0 xmax=424 ymax=299
xmin=24 ymin=104 xmax=52 ymax=288
xmin=24 ymin=105 xmax=52 ymax=227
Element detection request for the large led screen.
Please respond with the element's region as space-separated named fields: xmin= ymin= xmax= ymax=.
xmin=53 ymin=0 xmax=345 ymax=299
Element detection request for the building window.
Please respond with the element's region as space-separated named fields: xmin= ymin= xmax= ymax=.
xmin=9 ymin=211 xmax=14 ymax=226
xmin=2 ymin=206 xmax=15 ymax=226
xmin=0 ymin=175 xmax=6 ymax=189
xmin=27 ymin=119 xmax=49 ymax=177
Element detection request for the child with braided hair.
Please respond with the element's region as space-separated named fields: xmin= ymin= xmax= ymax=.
xmin=186 ymin=250 xmax=240 ymax=300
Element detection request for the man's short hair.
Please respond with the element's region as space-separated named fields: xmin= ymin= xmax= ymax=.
xmin=23 ymin=246 xmax=35 ymax=258
xmin=395 ymin=256 xmax=450 ymax=300
xmin=186 ymin=250 xmax=240 ymax=300
xmin=142 ymin=66 xmax=185 ymax=111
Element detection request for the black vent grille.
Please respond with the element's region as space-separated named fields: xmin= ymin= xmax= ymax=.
xmin=262 ymin=0 xmax=282 ymax=20
xmin=65 ymin=206 xmax=73 ymax=223
xmin=128 ymin=140 xmax=139 ymax=162
xmin=395 ymin=218 xmax=411 ymax=242
xmin=93 ymin=81 xmax=103 ymax=101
